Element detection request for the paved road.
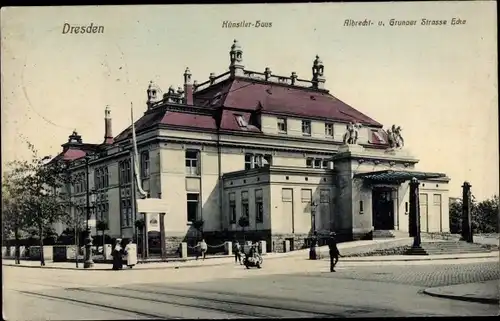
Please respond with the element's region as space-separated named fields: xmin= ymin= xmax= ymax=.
xmin=3 ymin=256 xmax=499 ymax=319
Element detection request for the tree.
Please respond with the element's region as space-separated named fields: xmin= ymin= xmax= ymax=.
xmin=192 ymin=219 xmax=204 ymax=240
xmin=2 ymin=173 xmax=29 ymax=264
xmin=238 ymin=216 xmax=250 ymax=241
xmin=6 ymin=142 xmax=74 ymax=266
xmin=449 ymin=195 xmax=498 ymax=234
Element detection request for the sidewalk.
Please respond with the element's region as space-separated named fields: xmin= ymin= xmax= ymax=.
xmin=337 ymin=251 xmax=499 ymax=262
xmin=423 ymin=280 xmax=499 ymax=304
xmin=1 ymin=251 xmax=296 ymax=271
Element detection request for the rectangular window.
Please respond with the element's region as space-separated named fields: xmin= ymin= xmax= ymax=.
xmin=281 ymin=188 xmax=293 ymax=202
xmin=186 ymin=193 xmax=199 ymax=222
xmin=263 ymin=155 xmax=273 ymax=167
xmin=301 ymin=189 xmax=312 ymax=203
xmin=121 ymin=199 xmax=132 ymax=227
xmin=306 ymin=158 xmax=313 ymax=168
xmin=185 ymin=150 xmax=199 ymax=176
xmin=405 ymin=201 xmax=409 ymax=213
xmin=120 ymin=160 xmax=131 ymax=185
xmin=102 ymin=202 xmax=109 ymax=223
xmin=141 ymin=151 xmax=150 ymax=178
xmin=105 ymin=167 xmax=109 ymax=187
xmin=314 ymin=159 xmax=322 ymax=168
xmin=95 ymin=169 xmax=101 ymax=190
xmin=255 ymin=189 xmax=263 ymax=223
xmin=241 ymin=191 xmax=249 ymax=217
xmin=244 ymin=153 xmax=253 ymax=170
xmin=235 ymin=115 xmax=248 ymax=127
xmin=320 ymin=190 xmax=330 ymax=203
xmin=302 ymin=120 xmax=311 ymax=136
xmin=301 ymin=189 xmax=312 ymax=213
xmin=277 ymin=117 xmax=287 ymax=133
xmin=229 ymin=192 xmax=236 ymax=223
xmin=359 ymin=200 xmax=364 ymax=213
xmin=322 ymin=160 xmax=329 ymax=169
xmin=325 ymin=123 xmax=334 ymax=137
xmin=125 ymin=160 xmax=131 ymax=184
xmin=433 ymin=194 xmax=442 ymax=205
xmin=127 ymin=207 xmax=132 ymax=227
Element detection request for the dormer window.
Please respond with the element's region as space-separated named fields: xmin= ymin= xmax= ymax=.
xmin=277 ymin=117 xmax=287 ymax=133
xmin=302 ymin=120 xmax=311 ymax=136
xmin=325 ymin=123 xmax=334 ymax=137
xmin=235 ymin=115 xmax=248 ymax=127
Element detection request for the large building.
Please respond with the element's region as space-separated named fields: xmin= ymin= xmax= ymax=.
xmin=52 ymin=40 xmax=451 ymax=253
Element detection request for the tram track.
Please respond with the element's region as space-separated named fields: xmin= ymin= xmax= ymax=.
xmin=14 ymin=290 xmax=175 ymax=319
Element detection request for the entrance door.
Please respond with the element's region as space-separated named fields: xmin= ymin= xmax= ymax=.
xmin=372 ymin=189 xmax=395 ymax=230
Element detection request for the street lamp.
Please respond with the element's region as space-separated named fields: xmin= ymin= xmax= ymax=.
xmin=309 ymin=200 xmax=320 ymax=260
xmin=83 ymin=155 xmax=95 ymax=268
xmin=311 ymin=200 xmax=318 ymax=233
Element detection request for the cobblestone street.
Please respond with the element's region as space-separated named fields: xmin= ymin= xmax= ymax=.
xmin=3 ymin=256 xmax=499 ymax=319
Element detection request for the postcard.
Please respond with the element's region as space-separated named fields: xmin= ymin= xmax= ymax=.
xmin=1 ymin=2 xmax=498 ymax=320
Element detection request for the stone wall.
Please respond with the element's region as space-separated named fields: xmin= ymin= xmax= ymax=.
xmin=270 ymin=233 xmax=309 ymax=253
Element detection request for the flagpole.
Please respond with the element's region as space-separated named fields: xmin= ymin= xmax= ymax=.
xmin=130 ymin=102 xmax=138 ymax=245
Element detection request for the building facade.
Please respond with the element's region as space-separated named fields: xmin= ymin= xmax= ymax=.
xmin=52 ymin=40 xmax=450 ymax=253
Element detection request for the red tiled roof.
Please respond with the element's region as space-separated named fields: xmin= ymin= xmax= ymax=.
xmin=220 ymin=110 xmax=260 ymax=132
xmin=221 ymin=78 xmax=382 ymax=127
xmin=113 ymin=75 xmax=384 ymax=143
xmin=161 ymin=111 xmax=217 ymax=130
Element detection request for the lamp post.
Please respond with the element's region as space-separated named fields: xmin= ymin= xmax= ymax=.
xmin=83 ymin=155 xmax=95 ymax=268
xmin=309 ymin=201 xmax=319 ymax=260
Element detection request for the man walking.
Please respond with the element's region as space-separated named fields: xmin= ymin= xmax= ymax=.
xmin=233 ymin=240 xmax=242 ymax=264
xmin=328 ymin=232 xmax=340 ymax=272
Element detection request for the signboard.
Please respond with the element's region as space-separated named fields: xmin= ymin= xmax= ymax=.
xmin=136 ymin=198 xmax=170 ymax=214
xmin=147 ymin=213 xmax=160 ymax=233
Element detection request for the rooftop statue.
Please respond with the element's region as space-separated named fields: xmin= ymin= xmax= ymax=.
xmin=343 ymin=121 xmax=362 ymax=145
xmin=387 ymin=124 xmax=404 ymax=149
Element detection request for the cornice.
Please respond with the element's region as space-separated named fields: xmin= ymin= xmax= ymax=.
xmin=222 ymin=166 xmax=332 ymax=180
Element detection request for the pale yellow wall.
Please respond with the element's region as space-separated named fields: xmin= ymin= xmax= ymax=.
xmin=220 ymin=149 xmax=244 ymax=174
xmin=159 ymin=147 xmax=189 ymax=236
xmin=260 ymin=114 xmax=377 ymax=144
xmin=269 ymin=172 xmax=333 ymax=234
xmin=261 ymin=115 xmax=278 ymax=135
xmin=420 ymin=180 xmax=450 ymax=233
xmin=351 ymin=179 xmax=373 ymax=234
xmin=397 ymin=181 xmax=410 ymax=232
xmin=272 ymin=156 xmax=306 ymax=167
xmin=200 ymin=150 xmax=221 ymax=231
xmin=223 ymin=172 xmax=272 ymax=231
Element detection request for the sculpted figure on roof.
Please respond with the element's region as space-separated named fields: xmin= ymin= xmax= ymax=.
xmin=343 ymin=121 xmax=362 ymax=145
xmin=387 ymin=124 xmax=404 ymax=149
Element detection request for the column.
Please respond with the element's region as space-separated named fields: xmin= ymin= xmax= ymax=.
xmin=409 ymin=178 xmax=422 ymax=248
xmin=392 ymin=188 xmax=398 ymax=230
xmin=461 ymin=182 xmax=473 ymax=243
xmin=160 ymin=213 xmax=166 ymax=259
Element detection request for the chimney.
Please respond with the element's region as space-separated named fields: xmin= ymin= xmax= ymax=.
xmin=184 ymin=67 xmax=193 ymax=105
xmin=104 ymin=105 xmax=114 ymax=144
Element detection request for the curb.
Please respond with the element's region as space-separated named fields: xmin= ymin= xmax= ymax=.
xmin=338 ymin=254 xmax=498 ymax=262
xmin=2 ymin=261 xmax=233 ymax=271
xmin=422 ymin=288 xmax=499 ymax=305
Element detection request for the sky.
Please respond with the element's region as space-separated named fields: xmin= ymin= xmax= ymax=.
xmin=1 ymin=2 xmax=498 ymax=200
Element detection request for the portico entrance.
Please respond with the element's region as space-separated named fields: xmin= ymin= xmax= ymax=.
xmin=372 ymin=188 xmax=394 ymax=230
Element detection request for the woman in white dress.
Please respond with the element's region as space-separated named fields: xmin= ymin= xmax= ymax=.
xmin=124 ymin=239 xmax=137 ymax=268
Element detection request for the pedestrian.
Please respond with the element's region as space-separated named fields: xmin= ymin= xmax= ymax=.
xmin=328 ymin=232 xmax=341 ymax=272
xmin=124 ymin=239 xmax=137 ymax=269
xmin=111 ymin=238 xmax=124 ymax=270
xmin=233 ymin=240 xmax=242 ymax=264
xmin=196 ymin=239 xmax=208 ymax=260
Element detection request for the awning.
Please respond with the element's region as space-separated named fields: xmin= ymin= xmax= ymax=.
xmin=353 ymin=170 xmax=447 ymax=183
